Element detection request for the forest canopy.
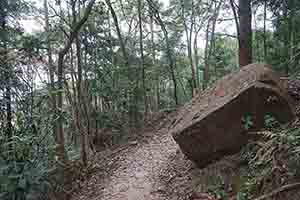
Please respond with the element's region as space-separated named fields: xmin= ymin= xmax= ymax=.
xmin=1 ymin=0 xmax=300 ymax=199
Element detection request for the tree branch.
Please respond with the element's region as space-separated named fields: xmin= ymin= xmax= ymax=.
xmin=59 ymin=0 xmax=96 ymax=57
xmin=229 ymin=0 xmax=240 ymax=38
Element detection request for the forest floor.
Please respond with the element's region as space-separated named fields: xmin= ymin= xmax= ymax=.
xmin=71 ymin=126 xmax=189 ymax=200
xmin=70 ymin=114 xmax=243 ymax=200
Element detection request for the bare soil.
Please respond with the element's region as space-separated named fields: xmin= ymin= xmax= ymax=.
xmin=71 ymin=123 xmax=244 ymax=200
xmin=71 ymin=127 xmax=180 ymax=200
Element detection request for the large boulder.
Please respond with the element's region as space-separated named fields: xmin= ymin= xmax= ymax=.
xmin=169 ymin=64 xmax=295 ymax=168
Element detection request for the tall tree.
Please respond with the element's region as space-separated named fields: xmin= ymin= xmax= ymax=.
xmin=56 ymin=0 xmax=96 ymax=162
xmin=105 ymin=0 xmax=139 ymax=128
xmin=203 ymin=0 xmax=222 ymax=89
xmin=138 ymin=0 xmax=148 ymax=116
xmin=70 ymin=0 xmax=90 ymax=166
xmin=263 ymin=0 xmax=267 ymax=61
xmin=43 ymin=0 xmax=58 ymax=147
xmin=181 ymin=0 xmax=197 ymax=95
xmin=150 ymin=10 xmax=160 ymax=110
xmin=238 ymin=0 xmax=252 ymax=67
xmin=0 ymin=0 xmax=12 ymax=147
xmin=147 ymin=0 xmax=179 ymax=105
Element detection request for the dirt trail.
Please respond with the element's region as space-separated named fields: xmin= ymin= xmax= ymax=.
xmin=100 ymin=129 xmax=177 ymax=200
xmin=73 ymin=128 xmax=185 ymax=200
xmin=71 ymin=124 xmax=248 ymax=200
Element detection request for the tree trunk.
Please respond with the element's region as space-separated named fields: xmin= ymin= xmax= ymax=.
xmin=147 ymin=0 xmax=178 ymax=105
xmin=56 ymin=0 xmax=95 ymax=162
xmin=208 ymin=4 xmax=219 ymax=63
xmin=203 ymin=1 xmax=221 ymax=89
xmin=105 ymin=0 xmax=137 ymax=128
xmin=282 ymin=2 xmax=289 ymax=74
xmin=289 ymin=0 xmax=295 ymax=71
xmin=204 ymin=21 xmax=210 ymax=90
xmin=181 ymin=0 xmax=196 ymax=96
xmin=44 ymin=0 xmax=59 ymax=145
xmin=253 ymin=9 xmax=259 ymax=62
xmin=263 ymin=0 xmax=267 ymax=61
xmin=105 ymin=0 xmax=127 ymax=63
xmin=238 ymin=0 xmax=252 ymax=67
xmin=193 ymin=33 xmax=199 ymax=89
xmin=0 ymin=1 xmax=12 ymax=146
xmin=230 ymin=0 xmax=240 ymax=67
xmin=138 ymin=0 xmax=148 ymax=117
xmin=150 ymin=12 xmax=160 ymax=111
xmin=72 ymin=0 xmax=89 ymax=167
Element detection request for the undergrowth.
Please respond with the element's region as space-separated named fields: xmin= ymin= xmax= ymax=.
xmin=224 ymin=119 xmax=300 ymax=199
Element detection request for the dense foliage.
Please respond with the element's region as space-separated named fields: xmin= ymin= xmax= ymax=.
xmin=1 ymin=0 xmax=300 ymax=199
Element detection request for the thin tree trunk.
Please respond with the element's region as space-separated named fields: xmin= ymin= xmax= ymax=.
xmin=230 ymin=0 xmax=240 ymax=39
xmin=94 ymin=95 xmax=98 ymax=150
xmin=230 ymin=0 xmax=241 ymax=67
xmin=181 ymin=0 xmax=196 ymax=95
xmin=105 ymin=0 xmax=127 ymax=63
xmin=253 ymin=9 xmax=260 ymax=62
xmin=138 ymin=0 xmax=148 ymax=117
xmin=105 ymin=0 xmax=137 ymax=128
xmin=193 ymin=38 xmax=199 ymax=84
xmin=72 ymin=0 xmax=89 ymax=166
xmin=150 ymin=12 xmax=160 ymax=111
xmin=193 ymin=31 xmax=200 ymax=90
xmin=263 ymin=0 xmax=267 ymax=61
xmin=208 ymin=5 xmax=219 ymax=63
xmin=238 ymin=0 xmax=252 ymax=67
xmin=108 ymin=12 xmax=115 ymax=70
xmin=68 ymin=47 xmax=80 ymax=146
xmin=44 ymin=0 xmax=59 ymax=145
xmin=147 ymin=0 xmax=178 ymax=105
xmin=203 ymin=1 xmax=222 ymax=89
xmin=282 ymin=2 xmax=289 ymax=74
xmin=193 ymin=2 xmax=214 ymax=91
xmin=0 ymin=1 xmax=12 ymax=145
xmin=160 ymin=24 xmax=178 ymax=105
xmin=289 ymin=0 xmax=295 ymax=70
xmin=56 ymin=0 xmax=95 ymax=162
xmin=203 ymin=21 xmax=210 ymax=89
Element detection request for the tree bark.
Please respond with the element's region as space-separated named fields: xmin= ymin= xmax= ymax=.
xmin=71 ymin=0 xmax=89 ymax=167
xmin=204 ymin=21 xmax=210 ymax=89
xmin=263 ymin=0 xmax=267 ymax=61
xmin=150 ymin=12 xmax=160 ymax=111
xmin=147 ymin=0 xmax=179 ymax=105
xmin=181 ymin=0 xmax=196 ymax=96
xmin=56 ymin=0 xmax=95 ymax=162
xmin=44 ymin=0 xmax=59 ymax=145
xmin=193 ymin=32 xmax=199 ymax=89
xmin=105 ymin=0 xmax=138 ymax=128
xmin=203 ymin=1 xmax=221 ymax=89
xmin=105 ymin=0 xmax=128 ymax=63
xmin=289 ymin=0 xmax=295 ymax=71
xmin=193 ymin=1 xmax=214 ymax=91
xmin=138 ymin=0 xmax=148 ymax=116
xmin=238 ymin=0 xmax=252 ymax=67
xmin=0 ymin=0 xmax=12 ymax=146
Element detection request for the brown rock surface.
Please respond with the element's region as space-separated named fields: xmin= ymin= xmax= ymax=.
xmin=169 ymin=63 xmax=295 ymax=168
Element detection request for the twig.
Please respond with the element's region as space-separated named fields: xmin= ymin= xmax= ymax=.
xmin=48 ymin=4 xmax=72 ymax=29
xmin=254 ymin=182 xmax=300 ymax=200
